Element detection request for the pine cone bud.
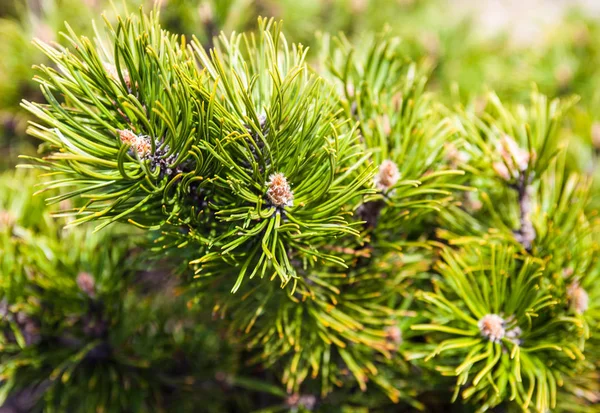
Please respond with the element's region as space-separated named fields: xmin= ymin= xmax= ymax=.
xmin=374 ymin=160 xmax=400 ymax=191
xmin=554 ymin=64 xmax=573 ymax=89
xmin=494 ymin=135 xmax=530 ymax=181
xmin=266 ymin=173 xmax=294 ymax=207
xmin=562 ymin=267 xmax=574 ymax=278
xmin=420 ymin=31 xmax=440 ymax=58
xmin=286 ymin=394 xmax=316 ymax=411
xmin=0 ymin=210 xmax=16 ymax=229
xmin=118 ymin=129 xmax=152 ymax=158
xmin=77 ymin=272 xmax=96 ymax=298
xmin=478 ymin=314 xmax=505 ymax=343
xmin=492 ymin=161 xmax=511 ymax=181
xmin=34 ymin=23 xmax=55 ymax=44
xmin=351 ymin=0 xmax=368 ymax=13
xmin=574 ymin=25 xmax=590 ymax=47
xmin=473 ymin=95 xmax=488 ymax=116
xmin=385 ymin=325 xmax=402 ymax=346
xmin=198 ymin=2 xmax=214 ymax=25
xmin=567 ymin=282 xmax=589 ymax=315
xmin=381 ymin=114 xmax=391 ymax=136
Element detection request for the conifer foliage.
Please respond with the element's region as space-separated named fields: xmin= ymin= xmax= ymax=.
xmin=0 ymin=7 xmax=597 ymax=413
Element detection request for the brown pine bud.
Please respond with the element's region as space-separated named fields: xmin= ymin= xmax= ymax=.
xmin=117 ymin=130 xmax=152 ymax=158
xmin=385 ymin=325 xmax=402 ymax=346
xmin=351 ymin=0 xmax=368 ymax=13
xmin=493 ymin=161 xmax=511 ymax=181
xmin=374 ymin=160 xmax=400 ymax=191
xmin=420 ymin=31 xmax=440 ymax=58
xmin=478 ymin=314 xmax=505 ymax=343
xmin=473 ymin=95 xmax=488 ymax=116
xmin=381 ymin=114 xmax=391 ymax=136
xmin=567 ymin=282 xmax=589 ymax=315
xmin=118 ymin=129 xmax=137 ymax=145
xmin=34 ymin=23 xmax=55 ymax=44
xmin=573 ymin=25 xmax=590 ymax=47
xmin=0 ymin=210 xmax=16 ymax=229
xmin=77 ymin=272 xmax=96 ymax=298
xmin=135 ymin=138 xmax=152 ymax=158
xmin=494 ymin=135 xmax=530 ymax=181
xmin=554 ymin=64 xmax=573 ymax=89
xmin=198 ymin=1 xmax=214 ymax=25
xmin=266 ymin=173 xmax=294 ymax=207
xmin=286 ymin=394 xmax=316 ymax=411
xmin=562 ymin=267 xmax=574 ymax=278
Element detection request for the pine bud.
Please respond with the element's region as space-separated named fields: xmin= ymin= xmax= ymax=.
xmin=381 ymin=114 xmax=391 ymax=136
xmin=266 ymin=173 xmax=294 ymax=207
xmin=198 ymin=1 xmax=214 ymax=25
xmin=135 ymin=138 xmax=152 ymax=158
xmin=567 ymin=282 xmax=589 ymax=315
xmin=118 ymin=129 xmax=152 ymax=158
xmin=374 ymin=160 xmax=400 ymax=192
xmin=492 ymin=162 xmax=511 ymax=181
xmin=385 ymin=325 xmax=402 ymax=346
xmin=77 ymin=272 xmax=96 ymax=298
xmin=351 ymin=0 xmax=368 ymax=14
xmin=503 ymin=135 xmax=530 ymax=171
xmin=478 ymin=314 xmax=505 ymax=343
xmin=494 ymin=135 xmax=530 ymax=181
xmin=473 ymin=95 xmax=488 ymax=116
xmin=118 ymin=129 xmax=137 ymax=145
xmin=286 ymin=394 xmax=316 ymax=411
xmin=0 ymin=210 xmax=16 ymax=229
xmin=554 ymin=64 xmax=573 ymax=89
xmin=420 ymin=31 xmax=440 ymax=58
xmin=34 ymin=23 xmax=55 ymax=44
xmin=573 ymin=25 xmax=590 ymax=47
xmin=562 ymin=267 xmax=574 ymax=278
